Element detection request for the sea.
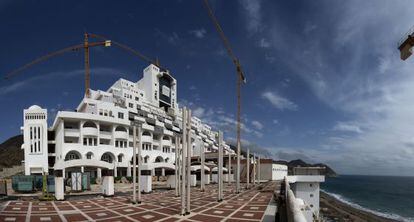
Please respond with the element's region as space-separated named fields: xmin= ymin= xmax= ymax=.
xmin=321 ymin=175 xmax=414 ymax=222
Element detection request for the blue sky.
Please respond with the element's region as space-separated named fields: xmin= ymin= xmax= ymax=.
xmin=1 ymin=0 xmax=414 ymax=176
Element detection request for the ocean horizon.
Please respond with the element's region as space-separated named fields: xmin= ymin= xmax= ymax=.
xmin=322 ymin=175 xmax=414 ymax=222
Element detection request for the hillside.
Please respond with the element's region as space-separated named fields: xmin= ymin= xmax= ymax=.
xmin=0 ymin=135 xmax=23 ymax=171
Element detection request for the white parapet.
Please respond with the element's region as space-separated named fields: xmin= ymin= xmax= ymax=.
xmin=140 ymin=175 xmax=152 ymax=193
xmin=190 ymin=175 xmax=197 ymax=187
xmin=55 ymin=177 xmax=65 ymax=200
xmin=212 ymin=174 xmax=218 ymax=183
xmin=205 ymin=174 xmax=210 ymax=184
xmin=101 ymin=176 xmax=114 ymax=196
xmin=223 ymin=174 xmax=229 ymax=182
xmin=166 ymin=175 xmax=176 ymax=188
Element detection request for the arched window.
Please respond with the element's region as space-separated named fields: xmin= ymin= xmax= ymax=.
xmin=118 ymin=154 xmax=124 ymax=163
xmin=144 ymin=156 xmax=149 ymax=163
xmin=115 ymin=126 xmax=127 ymax=132
xmin=142 ymin=131 xmax=151 ymax=136
xmin=86 ymin=152 xmax=94 ymax=160
xmin=155 ymin=156 xmax=164 ymax=163
xmin=83 ymin=121 xmax=97 ymax=128
xmin=165 ymin=158 xmax=169 ymax=163
xmin=65 ymin=151 xmax=81 ymax=161
xmin=162 ymin=135 xmax=169 ymax=140
xmin=101 ymin=152 xmax=114 ymax=163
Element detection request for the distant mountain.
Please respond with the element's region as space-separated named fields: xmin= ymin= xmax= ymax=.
xmin=274 ymin=159 xmax=337 ymax=177
xmin=0 ymin=135 xmax=23 ymax=171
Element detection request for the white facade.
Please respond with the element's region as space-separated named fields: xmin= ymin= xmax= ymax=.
xmin=22 ymin=105 xmax=49 ymax=175
xmin=21 ymin=64 xmax=234 ymax=178
xmin=271 ymin=164 xmax=288 ymax=180
xmin=257 ymin=160 xmax=288 ymax=181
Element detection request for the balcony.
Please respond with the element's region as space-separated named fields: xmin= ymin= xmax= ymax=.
xmin=162 ymin=139 xmax=172 ymax=147
xmin=143 ymin=124 xmax=154 ymax=132
xmin=141 ymin=135 xmax=152 ymax=143
xmin=100 ymin=131 xmax=112 ymax=139
xmin=155 ymin=120 xmax=164 ymax=128
xmin=114 ymin=131 xmax=128 ymax=139
xmin=82 ymin=127 xmax=98 ymax=137
xmin=64 ymin=128 xmax=80 ymax=137
xmin=163 ymin=129 xmax=173 ymax=137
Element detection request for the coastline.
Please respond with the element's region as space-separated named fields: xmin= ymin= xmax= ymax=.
xmin=320 ymin=191 xmax=400 ymax=222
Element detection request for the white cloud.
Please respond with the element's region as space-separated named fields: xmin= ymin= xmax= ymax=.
xmin=189 ymin=28 xmax=207 ymax=39
xmin=192 ymin=107 xmax=205 ymax=118
xmin=272 ymin=119 xmax=279 ymax=124
xmin=0 ymin=68 xmax=120 ymax=96
xmin=261 ymin=91 xmax=298 ymax=111
xmin=256 ymin=0 xmax=414 ymax=175
xmin=240 ymin=0 xmax=262 ymax=33
xmin=251 ymin=120 xmax=264 ymax=130
xmin=258 ymin=38 xmax=270 ymax=48
xmin=333 ymin=122 xmax=363 ymax=134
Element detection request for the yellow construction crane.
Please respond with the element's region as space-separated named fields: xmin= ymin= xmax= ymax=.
xmin=203 ymin=0 xmax=247 ymax=194
xmin=4 ymin=33 xmax=162 ymax=97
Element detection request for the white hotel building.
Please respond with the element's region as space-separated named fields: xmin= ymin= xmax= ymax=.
xmin=21 ymin=64 xmax=234 ymax=178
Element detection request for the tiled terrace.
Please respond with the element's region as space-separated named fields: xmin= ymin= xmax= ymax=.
xmin=0 ymin=181 xmax=277 ymax=222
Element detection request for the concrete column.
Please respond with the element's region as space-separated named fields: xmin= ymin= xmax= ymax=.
xmin=175 ymin=136 xmax=180 ymax=196
xmin=54 ymin=170 xmax=64 ymax=200
xmin=228 ymin=151 xmax=231 ymax=184
xmin=258 ymin=156 xmax=261 ymax=184
xmin=201 ymin=143 xmax=205 ymax=191
xmin=253 ymin=153 xmax=256 ymax=185
xmin=81 ymin=166 xmax=84 ymax=173
xmin=218 ymin=131 xmax=223 ymax=201
xmin=161 ymin=168 xmax=165 ymax=176
xmin=132 ymin=125 xmax=137 ymax=203
xmin=114 ymin=166 xmax=118 ymax=177
xmin=186 ymin=109 xmax=191 ymax=214
xmin=246 ymin=149 xmax=250 ymax=189
xmin=127 ymin=165 xmax=131 ymax=177
xmin=181 ymin=108 xmax=187 ymax=216
xmin=137 ymin=124 xmax=142 ymax=203
xmin=97 ymin=168 xmax=102 ymax=179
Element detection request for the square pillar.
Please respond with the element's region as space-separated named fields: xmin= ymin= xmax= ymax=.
xmin=140 ymin=170 xmax=152 ymax=193
xmin=101 ymin=170 xmax=114 ymax=196
xmin=54 ymin=170 xmax=64 ymax=201
xmin=205 ymin=174 xmax=210 ymax=184
xmin=190 ymin=174 xmax=197 ymax=187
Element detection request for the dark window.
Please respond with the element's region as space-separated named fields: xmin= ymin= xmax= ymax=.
xmin=118 ymin=112 xmax=124 ymax=119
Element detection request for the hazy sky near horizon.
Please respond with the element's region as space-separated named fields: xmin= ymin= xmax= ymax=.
xmin=1 ymin=0 xmax=414 ymax=176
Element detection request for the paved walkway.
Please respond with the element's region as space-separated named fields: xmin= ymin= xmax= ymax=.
xmin=0 ymin=182 xmax=277 ymax=222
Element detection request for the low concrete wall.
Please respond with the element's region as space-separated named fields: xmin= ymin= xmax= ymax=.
xmin=285 ymin=178 xmax=307 ymax=222
xmin=0 ymin=165 xmax=24 ymax=178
